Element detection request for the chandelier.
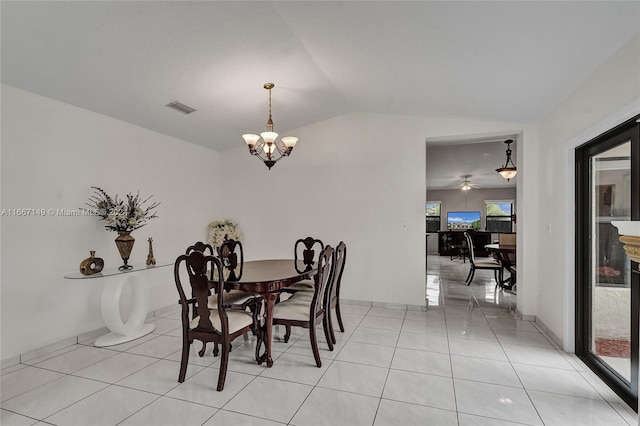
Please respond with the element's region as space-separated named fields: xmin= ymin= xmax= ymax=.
xmin=496 ymin=139 xmax=517 ymax=181
xmin=242 ymin=83 xmax=298 ymax=170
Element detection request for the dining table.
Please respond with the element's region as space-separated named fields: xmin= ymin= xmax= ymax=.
xmin=218 ymin=259 xmax=316 ymax=367
xmin=485 ymin=243 xmax=516 ymax=289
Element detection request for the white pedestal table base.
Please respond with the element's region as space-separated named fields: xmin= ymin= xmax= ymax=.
xmin=94 ymin=273 xmax=155 ymax=347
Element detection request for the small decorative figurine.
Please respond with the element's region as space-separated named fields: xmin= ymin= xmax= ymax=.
xmin=146 ymin=237 xmax=156 ymax=266
xmin=79 ymin=251 xmax=104 ymax=275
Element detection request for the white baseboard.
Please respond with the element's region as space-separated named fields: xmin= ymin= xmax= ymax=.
xmin=535 ymin=316 xmax=565 ymax=348
xmin=1 ymin=305 xmax=176 ymax=369
xmin=341 ymin=299 xmax=372 ymax=307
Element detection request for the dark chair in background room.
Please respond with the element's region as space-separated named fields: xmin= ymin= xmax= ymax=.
xmin=464 ymin=232 xmax=502 ymax=286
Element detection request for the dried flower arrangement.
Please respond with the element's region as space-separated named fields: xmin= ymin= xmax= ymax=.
xmin=86 ymin=186 xmax=159 ymax=232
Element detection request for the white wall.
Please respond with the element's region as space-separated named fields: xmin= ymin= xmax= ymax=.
xmin=516 ymin=128 xmax=541 ymax=321
xmin=1 ymin=85 xmax=223 ymax=360
xmin=535 ymin=34 xmax=640 ymax=350
xmin=0 ymin=88 xmax=541 ymax=360
xmin=221 ymin=111 xmax=527 ymax=309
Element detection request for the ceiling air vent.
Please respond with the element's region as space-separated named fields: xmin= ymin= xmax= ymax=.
xmin=165 ymin=101 xmax=197 ymax=114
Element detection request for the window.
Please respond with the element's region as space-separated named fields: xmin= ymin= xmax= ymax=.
xmin=485 ymin=200 xmax=513 ymax=232
xmin=426 ymin=201 xmax=441 ymax=232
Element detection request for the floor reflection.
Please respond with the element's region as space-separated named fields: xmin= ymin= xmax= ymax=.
xmin=426 ymin=254 xmax=517 ymax=318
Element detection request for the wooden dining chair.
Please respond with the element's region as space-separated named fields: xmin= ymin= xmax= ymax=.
xmin=174 ymin=250 xmax=260 ymax=391
xmin=464 ymin=232 xmax=502 ymax=286
xmin=271 ymin=245 xmax=335 ymax=367
xmin=185 ymin=241 xmax=260 ymax=350
xmin=285 ymin=236 xmax=325 ymax=292
xmin=284 ymin=241 xmax=347 ymax=345
xmin=212 ymin=239 xmax=262 ymax=347
xmin=185 ymin=241 xmax=257 ymax=310
xmin=185 ymin=241 xmax=214 ymax=256
xmin=210 ymin=239 xmax=259 ymax=308
xmin=326 ymin=241 xmax=346 ymax=344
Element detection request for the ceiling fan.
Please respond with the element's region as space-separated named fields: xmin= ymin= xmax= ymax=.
xmin=459 ymin=175 xmax=480 ymax=191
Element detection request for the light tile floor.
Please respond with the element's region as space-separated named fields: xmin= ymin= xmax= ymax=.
xmin=1 ymin=255 xmax=638 ymax=425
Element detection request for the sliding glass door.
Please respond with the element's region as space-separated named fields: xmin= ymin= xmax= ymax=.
xmin=576 ymin=115 xmax=639 ymax=408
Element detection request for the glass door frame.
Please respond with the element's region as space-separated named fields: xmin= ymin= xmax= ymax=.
xmin=575 ymin=115 xmax=639 ymax=410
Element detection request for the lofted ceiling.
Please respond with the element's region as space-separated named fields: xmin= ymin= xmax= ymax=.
xmin=2 ymin=1 xmax=639 ymax=189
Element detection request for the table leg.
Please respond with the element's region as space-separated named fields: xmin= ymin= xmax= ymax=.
xmin=260 ymin=292 xmax=278 ymax=367
xmin=491 ymin=252 xmax=508 ymax=289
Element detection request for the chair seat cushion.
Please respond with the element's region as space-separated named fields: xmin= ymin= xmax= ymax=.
xmin=286 ymin=291 xmax=314 ymax=304
xmin=475 ymin=260 xmax=501 ymax=267
xmin=287 ymin=279 xmax=314 ymax=291
xmin=273 ymin=299 xmax=311 ymax=322
xmin=208 ymin=290 xmax=259 ymax=309
xmin=190 ymin=309 xmax=254 ymax=333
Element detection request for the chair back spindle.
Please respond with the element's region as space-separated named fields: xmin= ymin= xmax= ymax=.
xmin=294 ymin=236 xmax=324 ymax=273
xmin=310 ymin=245 xmax=334 ymax=321
xmin=217 ymin=238 xmax=244 ymax=281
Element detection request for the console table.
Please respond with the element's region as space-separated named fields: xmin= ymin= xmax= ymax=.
xmin=64 ymin=262 xmax=170 ymax=347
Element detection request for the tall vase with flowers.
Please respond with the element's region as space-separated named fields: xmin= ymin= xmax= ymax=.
xmin=87 ymin=186 xmax=160 ymax=270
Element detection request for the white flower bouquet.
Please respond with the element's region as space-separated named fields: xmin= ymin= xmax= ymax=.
xmin=208 ymin=219 xmax=243 ymax=247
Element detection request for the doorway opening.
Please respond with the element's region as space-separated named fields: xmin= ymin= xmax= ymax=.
xmin=425 ymin=132 xmax=520 ymax=306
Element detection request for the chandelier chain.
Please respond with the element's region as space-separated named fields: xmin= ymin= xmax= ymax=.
xmin=267 ymin=86 xmax=274 ymax=130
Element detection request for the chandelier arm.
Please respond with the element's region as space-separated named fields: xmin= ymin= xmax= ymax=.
xmin=251 ymin=140 xmax=281 ymax=158
xmin=252 ymin=141 xmax=266 ymax=157
xmin=273 ymin=139 xmax=289 ymax=156
xmin=252 ymin=149 xmax=285 ymax=164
